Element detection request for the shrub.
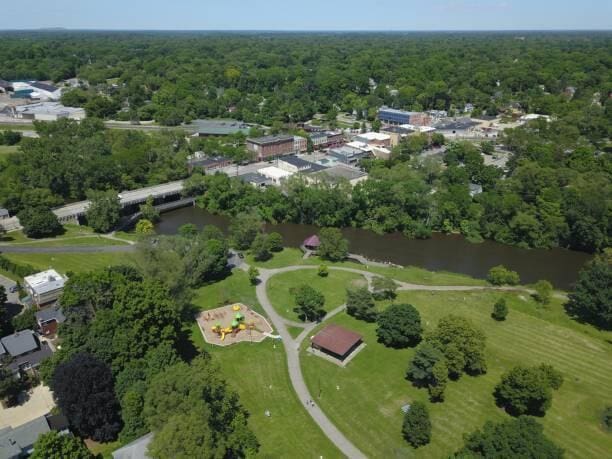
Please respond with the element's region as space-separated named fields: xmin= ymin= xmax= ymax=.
xmin=317 ymin=264 xmax=329 ymax=277
xmin=533 ymin=280 xmax=553 ymax=304
xmin=487 ymin=265 xmax=520 ymax=285
xmin=492 ymin=298 xmax=509 ymax=321
xmin=402 ymin=401 xmax=431 ymax=447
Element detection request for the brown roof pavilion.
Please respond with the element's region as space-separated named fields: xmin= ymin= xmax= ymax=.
xmin=311 ymin=324 xmax=362 ymax=359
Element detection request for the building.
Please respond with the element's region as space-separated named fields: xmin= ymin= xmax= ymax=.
xmin=328 ymin=145 xmax=371 ymax=165
xmin=187 ymin=153 xmax=232 ymax=173
xmin=10 ymin=81 xmax=62 ymax=101
xmin=311 ymin=324 xmax=363 ymax=361
xmin=309 ymin=164 xmax=368 ymax=186
xmin=112 ymin=432 xmax=154 ymax=459
xmin=371 ymin=145 xmax=392 ymax=160
xmin=258 ymin=166 xmax=293 ymax=185
xmin=293 ymin=136 xmax=307 ymax=153
xmin=303 ymin=235 xmax=320 ymax=250
xmin=0 ymin=208 xmax=9 ymax=220
xmin=35 ymin=305 xmax=66 ymax=337
xmin=237 ymin=172 xmax=271 ymax=188
xmin=278 ymin=155 xmax=314 ymax=173
xmin=377 ymin=106 xmax=431 ymax=126
xmin=325 ymin=131 xmax=344 ymax=148
xmin=354 ymin=132 xmax=391 ymax=147
xmin=188 ymin=119 xmax=250 ymax=137
xmin=309 ymin=132 xmax=328 ymax=149
xmin=469 ymin=183 xmax=483 ymax=197
xmin=10 ymin=102 xmax=86 ymax=121
xmin=0 ymin=415 xmax=69 ymax=459
xmin=246 ymin=135 xmax=294 ymax=160
xmin=23 ymin=270 xmax=66 ymax=307
xmin=0 ymin=80 xmax=12 ymax=93
xmin=0 ymin=329 xmax=53 ymax=374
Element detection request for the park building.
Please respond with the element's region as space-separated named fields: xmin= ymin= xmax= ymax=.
xmin=310 ymin=324 xmax=363 ymax=363
xmin=23 ymin=269 xmax=67 ymax=307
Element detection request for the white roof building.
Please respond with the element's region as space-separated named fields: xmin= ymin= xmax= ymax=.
xmin=399 ymin=124 xmax=436 ymax=133
xmin=258 ymin=166 xmax=294 ymax=185
xmin=13 ymin=102 xmax=86 ymax=121
xmin=24 ymin=269 xmax=66 ymax=306
xmin=355 ymin=132 xmax=391 ymax=142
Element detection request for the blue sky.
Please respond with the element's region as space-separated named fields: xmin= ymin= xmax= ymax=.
xmin=1 ymin=1 xmax=610 ymax=30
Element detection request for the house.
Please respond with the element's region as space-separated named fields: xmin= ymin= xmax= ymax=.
xmin=187 ymin=153 xmax=231 ymax=173
xmin=278 ymin=155 xmax=314 ymax=173
xmin=23 ymin=270 xmax=66 ymax=307
xmin=35 ymin=305 xmax=66 ymax=337
xmin=188 ymin=119 xmax=250 ymax=137
xmin=0 ymin=415 xmax=69 ymax=459
xmin=258 ymin=166 xmax=293 ymax=185
xmin=0 ymin=330 xmax=53 ymax=374
xmin=238 ymin=172 xmax=271 ymax=188
xmin=112 ymin=432 xmax=154 ymax=459
xmin=354 ymin=132 xmax=391 ymax=147
xmin=293 ymin=136 xmax=307 ymax=153
xmin=0 ymin=209 xmax=9 ymax=220
xmin=311 ymin=324 xmax=363 ymax=361
xmin=246 ymin=135 xmax=294 ymax=160
xmin=377 ymin=106 xmax=431 ymax=126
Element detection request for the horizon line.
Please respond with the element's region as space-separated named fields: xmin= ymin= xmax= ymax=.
xmin=0 ymin=28 xmax=611 ymax=33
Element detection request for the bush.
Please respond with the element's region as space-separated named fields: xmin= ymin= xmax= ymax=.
xmin=487 ymin=265 xmax=520 ymax=285
xmin=602 ymin=407 xmax=612 ymax=432
xmin=492 ymin=298 xmax=508 ymax=321
xmin=0 ymin=255 xmax=37 ymax=278
xmin=12 ymin=308 xmax=36 ymax=331
xmin=317 ymin=264 xmax=329 ymax=277
xmin=248 ymin=266 xmax=259 ymax=285
xmin=371 ymin=276 xmax=397 ymax=300
xmin=533 ymin=280 xmax=553 ymax=304
xmin=346 ymin=287 xmax=377 ymax=322
xmin=376 ymin=303 xmax=422 ymax=348
xmin=402 ymin=401 xmax=431 ymax=447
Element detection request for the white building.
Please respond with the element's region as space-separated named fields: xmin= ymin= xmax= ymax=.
xmin=258 ymin=166 xmax=294 ymax=185
xmin=354 ymin=132 xmax=391 ymax=147
xmin=24 ymin=269 xmax=67 ymax=307
xmin=12 ymin=102 xmax=86 ymax=121
xmin=12 ymin=81 xmax=62 ymax=101
xmin=399 ymin=124 xmax=436 ymax=134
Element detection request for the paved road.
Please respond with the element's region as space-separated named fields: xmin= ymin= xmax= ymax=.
xmin=0 ymin=273 xmax=19 ymax=305
xmin=0 ymin=245 xmax=135 ymax=253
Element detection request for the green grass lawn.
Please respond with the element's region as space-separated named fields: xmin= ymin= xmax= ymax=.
xmin=3 ymin=252 xmax=134 ymax=274
xmin=189 ymin=271 xmax=342 ymax=458
xmin=1 ymin=225 xmax=96 ymax=244
xmin=246 ymin=248 xmax=307 ymax=269
xmin=300 ymin=291 xmax=612 ymax=458
xmin=0 ymin=145 xmax=19 ymax=156
xmin=267 ymin=269 xmax=367 ymax=322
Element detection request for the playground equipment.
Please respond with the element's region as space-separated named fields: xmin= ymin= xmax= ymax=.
xmin=211 ymin=312 xmax=247 ymax=341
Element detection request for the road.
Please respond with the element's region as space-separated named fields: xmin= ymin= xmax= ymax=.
xmin=0 ymin=273 xmax=20 ymax=306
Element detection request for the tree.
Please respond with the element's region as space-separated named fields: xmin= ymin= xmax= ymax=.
xmin=0 ymin=367 xmax=22 ymax=406
xmin=533 ymin=280 xmax=553 ymax=304
xmin=407 ymin=341 xmax=446 ymax=385
xmin=492 ymin=298 xmax=509 ymax=321
xmin=402 ymin=401 xmax=431 ymax=447
xmin=31 ymin=432 xmax=94 ymax=459
xmin=431 ymin=132 xmax=445 ymax=147
xmin=456 ymin=416 xmax=563 ymax=458
xmin=427 ymin=315 xmax=487 ymax=377
xmin=428 ymin=359 xmax=449 ymax=401
xmin=376 ymin=303 xmax=422 ymax=348
xmin=346 ymin=287 xmax=377 ymax=322
xmin=318 ymin=227 xmax=348 ymax=261
xmin=229 ymin=212 xmax=263 ymax=250
xmin=371 ymin=276 xmax=397 ymax=300
xmin=148 ymin=411 xmax=219 ymax=459
xmin=135 ymin=219 xmax=155 ymax=235
xmin=17 ymin=206 xmax=62 ymax=238
xmin=487 ymin=265 xmax=521 ymax=285
xmin=12 ymin=308 xmax=36 ymax=331
xmin=86 ymin=190 xmax=121 ymax=233
xmin=318 ymin=264 xmax=329 ymax=277
xmin=52 ymin=353 xmax=122 ymax=441
xmin=248 ymin=266 xmax=259 ymax=285
xmin=494 ymin=364 xmax=563 ymax=416
xmin=566 ymin=254 xmax=612 ymax=330
xmin=250 ymin=232 xmax=272 ymax=261
xmin=267 ymin=232 xmax=283 ymax=252
xmin=178 ymin=223 xmax=198 ymax=238
xmin=139 ymin=196 xmax=160 ymax=223
xmin=293 ymin=285 xmax=325 ymax=321
xmin=602 ymin=407 xmax=612 ymax=432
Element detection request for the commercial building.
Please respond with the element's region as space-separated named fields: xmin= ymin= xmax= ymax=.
xmin=187 ymin=153 xmax=232 ymax=173
xmin=188 ymin=119 xmax=250 ymax=137
xmin=309 ymin=164 xmax=368 ymax=187
xmin=293 ymin=136 xmax=307 ymax=153
xmin=377 ymin=106 xmax=431 ymax=126
xmin=258 ymin=166 xmax=294 ymax=185
xmin=23 ymin=270 xmax=66 ymax=307
xmin=278 ymin=155 xmax=314 ymax=173
xmin=0 ymin=329 xmax=53 ymax=374
xmin=9 ymin=102 xmax=86 ymax=121
xmin=310 ymin=132 xmax=328 ymax=149
xmin=10 ymin=81 xmax=62 ymax=101
xmin=328 ymin=145 xmax=371 ymax=165
xmin=311 ymin=324 xmax=363 ymax=361
xmin=246 ymin=135 xmax=294 ymax=160
xmin=354 ymin=132 xmax=391 ymax=147
xmin=238 ymin=172 xmax=271 ymax=188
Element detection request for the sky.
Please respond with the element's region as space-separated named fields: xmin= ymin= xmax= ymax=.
xmin=1 ymin=0 xmax=610 ymax=31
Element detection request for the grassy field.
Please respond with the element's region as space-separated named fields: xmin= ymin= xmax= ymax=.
xmin=1 ymin=225 xmax=96 ymax=243
xmin=0 ymin=145 xmax=19 ymax=156
xmin=266 ymin=269 xmax=367 ymax=322
xmin=2 ymin=252 xmax=134 ymax=274
xmin=300 ymin=291 xmax=612 ymax=458
xmin=189 ymin=270 xmax=341 ymax=458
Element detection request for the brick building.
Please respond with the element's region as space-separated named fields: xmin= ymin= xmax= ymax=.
xmin=246 ymin=135 xmax=295 ymax=160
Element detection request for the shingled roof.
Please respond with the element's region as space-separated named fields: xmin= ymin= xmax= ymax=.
xmin=311 ymin=324 xmax=362 ymax=358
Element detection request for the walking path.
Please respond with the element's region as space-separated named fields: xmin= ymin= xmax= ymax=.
xmin=251 ymin=262 xmax=564 ymax=458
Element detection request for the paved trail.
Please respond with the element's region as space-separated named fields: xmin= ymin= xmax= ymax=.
xmin=0 ymin=245 xmax=135 ymax=253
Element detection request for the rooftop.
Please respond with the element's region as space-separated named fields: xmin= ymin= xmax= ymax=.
xmin=24 ymin=270 xmax=65 ymax=296
xmin=311 ymin=324 xmax=362 ymax=357
xmin=279 ymin=155 xmax=313 ymax=169
xmin=112 ymin=433 xmax=153 ymax=459
xmin=356 ymin=132 xmax=390 ymax=141
xmin=35 ymin=305 xmax=66 ymax=325
xmin=29 ymin=82 xmax=58 ymax=93
xmin=187 ymin=155 xmax=231 ymax=168
xmin=0 ymin=330 xmax=38 ymax=357
xmin=7 ymin=344 xmax=53 ymax=372
xmin=238 ymin=172 xmax=270 ymax=185
xmin=259 ymin=166 xmax=293 ymax=180
xmin=188 ymin=118 xmax=250 ymax=136
xmin=247 ymin=135 xmax=294 ymax=145
xmin=0 ymin=208 xmax=8 ymax=217
xmin=378 ymin=106 xmax=419 ymax=116
xmin=15 ymin=102 xmax=84 ymax=116
xmin=318 ymin=164 xmax=367 ymax=182
xmin=0 ymin=416 xmax=50 ymax=459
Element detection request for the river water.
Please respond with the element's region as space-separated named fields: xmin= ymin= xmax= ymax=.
xmin=156 ymin=207 xmax=592 ymax=289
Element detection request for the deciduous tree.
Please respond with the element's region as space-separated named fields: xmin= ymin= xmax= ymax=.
xmin=293 ymin=285 xmax=325 ymax=321
xmin=376 ymin=303 xmax=422 ymax=348
xmin=402 ymin=401 xmax=431 ymax=447
xmin=346 ymin=287 xmax=377 ymax=322
xmin=318 ymin=228 xmax=348 ymax=261
xmin=31 ymin=432 xmax=94 ymax=459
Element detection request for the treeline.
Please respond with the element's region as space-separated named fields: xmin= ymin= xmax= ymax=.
xmin=0 ymin=32 xmax=609 ymax=135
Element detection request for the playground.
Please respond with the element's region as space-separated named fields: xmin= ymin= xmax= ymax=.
xmin=196 ymin=303 xmax=274 ymax=347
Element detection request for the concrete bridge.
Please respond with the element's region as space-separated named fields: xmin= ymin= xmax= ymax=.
xmin=1 ymin=180 xmax=185 ymax=228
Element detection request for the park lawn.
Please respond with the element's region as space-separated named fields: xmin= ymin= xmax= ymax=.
xmin=188 ymin=270 xmax=342 ymax=458
xmin=246 ymin=248 xmax=307 ymax=269
xmin=0 ymin=145 xmax=19 ymax=156
xmin=267 ymin=269 xmax=367 ymax=322
xmin=0 ymin=236 xmax=128 ymax=248
xmin=1 ymin=225 xmax=96 ymax=244
xmin=113 ymin=230 xmax=140 ymax=242
xmin=300 ymin=290 xmax=612 ymax=459
xmin=3 ymin=252 xmax=134 ymax=274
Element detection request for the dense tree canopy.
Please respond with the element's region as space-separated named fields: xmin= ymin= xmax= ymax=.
xmin=31 ymin=432 xmax=94 ymax=459
xmin=402 ymin=401 xmax=431 ymax=448
xmin=293 ymin=285 xmax=325 ymax=321
xmin=376 ymin=303 xmax=422 ymax=348
xmin=346 ymin=287 xmax=377 ymax=322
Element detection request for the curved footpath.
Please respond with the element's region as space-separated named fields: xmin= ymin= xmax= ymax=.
xmin=250 ymin=263 xmax=553 ymax=458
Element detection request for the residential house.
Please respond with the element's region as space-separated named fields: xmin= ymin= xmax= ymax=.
xmin=23 ymin=270 xmax=66 ymax=307
xmin=0 ymin=330 xmax=53 ymax=374
xmin=246 ymin=135 xmax=294 ymax=160
xmin=0 ymin=415 xmax=69 ymax=459
xmin=0 ymin=209 xmax=9 ymax=220
xmin=35 ymin=305 xmax=66 ymax=337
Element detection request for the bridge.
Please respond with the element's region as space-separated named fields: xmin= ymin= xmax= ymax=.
xmin=1 ymin=180 xmax=186 ymax=229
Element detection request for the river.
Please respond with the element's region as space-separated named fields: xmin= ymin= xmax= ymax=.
xmin=155 ymin=207 xmax=592 ymax=290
